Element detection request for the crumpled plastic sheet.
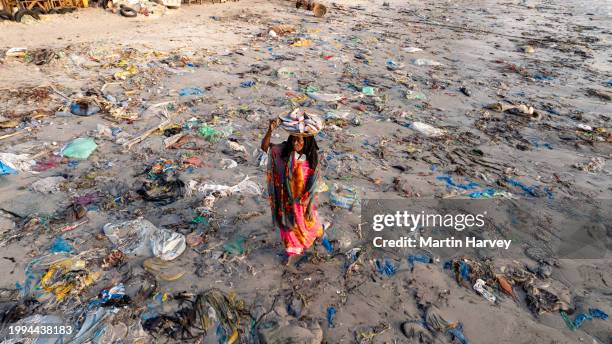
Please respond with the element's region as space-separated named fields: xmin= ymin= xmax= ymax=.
xmin=49 ymin=237 xmax=74 ymax=253
xmin=60 ymin=138 xmax=98 ymax=160
xmin=103 ymin=218 xmax=186 ymax=260
xmin=190 ymin=175 xmax=262 ymax=197
xmin=151 ymin=227 xmax=186 ymax=261
xmin=0 ymin=160 xmax=17 ymax=175
xmin=141 ymin=289 xmax=242 ymax=342
xmin=70 ymin=307 xmax=113 ymax=344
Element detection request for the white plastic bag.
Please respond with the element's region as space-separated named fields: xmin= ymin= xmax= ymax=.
xmin=411 ymin=122 xmax=445 ymax=137
xmin=473 ymin=279 xmax=496 ymax=303
xmin=307 ymin=92 xmax=343 ymax=102
xmin=103 ymin=218 xmax=185 ymax=260
xmin=151 ymin=227 xmax=186 ymax=261
xmin=197 ymin=176 xmax=262 ymax=197
xmin=411 ymin=58 xmax=443 ymax=66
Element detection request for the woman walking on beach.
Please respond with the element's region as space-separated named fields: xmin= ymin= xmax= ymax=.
xmin=261 ymin=117 xmax=323 ymax=269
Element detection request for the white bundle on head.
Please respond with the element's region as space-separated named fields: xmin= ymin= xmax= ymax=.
xmin=279 ymin=108 xmax=323 ymax=135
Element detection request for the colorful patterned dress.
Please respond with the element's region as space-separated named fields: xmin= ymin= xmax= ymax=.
xmin=267 ymin=143 xmax=322 ymax=256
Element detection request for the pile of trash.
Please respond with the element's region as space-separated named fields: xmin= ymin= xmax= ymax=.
xmin=104 ymin=0 xmax=168 ymax=17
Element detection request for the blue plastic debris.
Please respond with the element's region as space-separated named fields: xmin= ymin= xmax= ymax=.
xmin=468 ymin=188 xmax=497 ymax=199
xmin=386 ymin=59 xmax=400 ymax=71
xmin=534 ymin=74 xmax=554 ymax=81
xmin=407 ymin=255 xmax=432 ymax=268
xmin=49 ymin=237 xmax=74 ymax=253
xmin=89 ymin=284 xmax=126 ymax=309
xmin=18 ymin=258 xmax=42 ymax=297
xmin=240 ymin=80 xmax=256 ymax=87
xmin=179 ymin=87 xmax=204 ymax=96
xmin=506 ymin=178 xmax=537 ymax=197
xmin=447 ymin=323 xmax=469 ymax=344
xmin=326 ymin=306 xmax=337 ymax=328
xmin=436 ymin=175 xmax=479 ymax=190
xmin=321 ymin=234 xmax=333 ymax=253
xmin=530 ymin=139 xmax=553 ymax=150
xmin=375 ymin=258 xmax=397 ymax=277
xmin=459 ymin=261 xmax=470 ymax=280
xmin=0 ymin=161 xmax=17 ymax=175
xmin=570 ymin=308 xmax=609 ymax=330
xmin=70 ymin=101 xmax=100 ymax=116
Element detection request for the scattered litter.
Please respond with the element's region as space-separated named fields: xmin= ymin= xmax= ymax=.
xmin=329 ymin=184 xmax=359 ymax=210
xmin=573 ymin=157 xmax=605 ymax=173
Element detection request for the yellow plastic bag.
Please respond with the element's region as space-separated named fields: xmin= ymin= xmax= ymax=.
xmin=114 ymin=65 xmax=138 ymax=80
xmin=290 ymin=39 xmax=313 ymax=47
xmin=40 ymin=258 xmax=99 ymax=301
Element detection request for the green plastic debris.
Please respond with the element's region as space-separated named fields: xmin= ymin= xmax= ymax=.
xmin=61 ymin=138 xmax=98 ymax=160
xmin=223 ymin=237 xmax=245 ymax=255
xmin=405 ymin=90 xmax=426 ymax=100
xmin=561 ymin=311 xmax=577 ymax=331
xmin=277 ymin=67 xmax=296 ymax=79
xmin=304 ymin=85 xmax=320 ymax=93
xmin=362 ymin=86 xmax=375 ymax=96
xmin=192 ymin=216 xmax=208 ymax=225
xmin=198 ymin=125 xmax=220 ymax=142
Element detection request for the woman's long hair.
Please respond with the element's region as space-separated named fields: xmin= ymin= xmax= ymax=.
xmin=281 ymin=135 xmax=319 ymax=170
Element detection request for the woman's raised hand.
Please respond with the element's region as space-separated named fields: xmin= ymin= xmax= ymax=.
xmin=268 ymin=118 xmax=280 ymax=131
